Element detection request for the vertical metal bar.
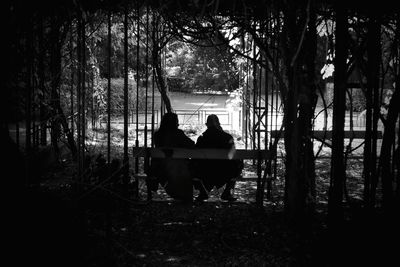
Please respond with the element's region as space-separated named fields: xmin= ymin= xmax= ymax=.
xmin=151 ymin=72 xmax=155 ymax=142
xmin=273 ymin=13 xmax=280 ymax=183
xmin=392 ymin=127 xmax=396 ymax=178
xmin=270 ymin=62 xmax=274 ymax=136
xmin=245 ymin=38 xmax=249 ymax=149
xmin=69 ymin=21 xmax=74 ymax=141
xmin=91 ymin=71 xmax=95 ymax=129
xmin=151 ymin=13 xmax=155 ymax=148
xmin=26 ymin=19 xmax=32 ymax=155
xmin=241 ymin=36 xmax=245 ymax=137
xmin=39 ymin=15 xmax=47 ymax=146
xmin=32 ymin=25 xmax=36 ymax=150
xmin=107 ymin=10 xmax=112 ymax=164
xmin=329 ymin=5 xmax=348 ymax=222
xmin=149 ymin=16 xmax=156 ymax=199
xmin=81 ymin=17 xmax=86 ymax=159
xmin=77 ymin=12 xmax=82 ymax=184
xmin=25 ymin=16 xmax=33 ymax=186
xmin=258 ymin=56 xmax=262 ymax=150
xmin=123 ymin=2 xmax=130 ymax=193
xmin=252 ymin=39 xmax=257 ymax=152
xmin=265 ymin=58 xmax=269 ymax=150
xmin=251 ymin=26 xmax=261 ymax=204
xmin=148 ymin=9 xmax=155 ymax=201
xmin=142 ymin=6 xmax=150 ymax=194
xmin=370 ymin=17 xmax=381 ymax=206
xmin=265 ymin=43 xmax=272 ymax=200
xmin=144 ymin=5 xmax=149 ymax=148
xmin=135 ymin=4 xmax=140 ymax=174
xmin=274 ymin=81 xmax=279 ymax=175
xmin=257 ymin=48 xmax=263 ymax=205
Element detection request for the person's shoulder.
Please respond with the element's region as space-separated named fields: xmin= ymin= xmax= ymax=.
xmin=196 ymin=133 xmax=205 ymax=145
xmin=154 ymin=129 xmax=163 ymax=139
xmin=222 ymin=130 xmax=233 ymax=139
xmin=176 ymin=129 xmax=188 ymax=136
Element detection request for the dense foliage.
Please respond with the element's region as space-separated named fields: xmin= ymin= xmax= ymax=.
xmin=166 ymin=39 xmax=239 ymax=93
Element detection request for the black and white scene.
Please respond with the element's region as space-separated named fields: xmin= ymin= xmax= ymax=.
xmin=2 ymin=0 xmax=399 ymax=266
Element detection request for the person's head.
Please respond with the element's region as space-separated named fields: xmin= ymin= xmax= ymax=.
xmin=159 ymin=112 xmax=179 ymax=131
xmin=206 ymin=114 xmax=222 ymax=130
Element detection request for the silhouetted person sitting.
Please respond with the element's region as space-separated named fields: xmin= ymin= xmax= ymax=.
xmin=194 ymin=114 xmax=243 ymax=202
xmin=148 ymin=112 xmax=195 ymax=201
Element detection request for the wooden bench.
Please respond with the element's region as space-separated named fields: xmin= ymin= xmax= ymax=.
xmin=132 ymin=147 xmax=270 ymax=203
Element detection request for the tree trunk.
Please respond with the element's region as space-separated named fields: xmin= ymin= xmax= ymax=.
xmin=152 ymin=19 xmax=172 ymax=113
xmin=25 ymin=16 xmax=33 ymax=186
xmin=50 ymin=16 xmax=61 ymax=157
xmin=38 ymin=15 xmax=47 ymax=146
xmin=282 ymin=1 xmax=316 ymax=223
xmin=50 ymin=17 xmax=77 ymax=160
xmin=153 ymin=51 xmax=173 ymax=113
xmin=303 ymin=2 xmax=318 ymax=213
xmin=328 ymin=4 xmax=348 ymax=227
xmin=379 ymin=81 xmax=399 ymax=212
xmin=283 ymin=1 xmax=299 ymax=221
xmin=123 ymin=4 xmax=130 ymax=198
xmin=368 ymin=14 xmax=381 ymax=207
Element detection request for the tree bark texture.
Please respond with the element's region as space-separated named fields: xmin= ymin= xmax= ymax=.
xmin=283 ymin=0 xmax=317 ymax=222
xmin=328 ymin=4 xmax=348 ymax=226
xmin=50 ymin=16 xmax=61 ymax=156
xmin=152 ymin=20 xmax=172 ymax=113
xmin=38 ymin=15 xmax=47 ymax=146
xmin=49 ymin=16 xmax=77 ymax=160
xmin=367 ymin=15 xmax=381 ymax=207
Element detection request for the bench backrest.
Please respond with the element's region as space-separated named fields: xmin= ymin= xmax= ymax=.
xmin=132 ymin=147 xmax=269 ymax=160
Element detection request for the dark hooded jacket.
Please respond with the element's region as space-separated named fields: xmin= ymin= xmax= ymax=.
xmin=195 ymin=126 xmax=243 ymax=190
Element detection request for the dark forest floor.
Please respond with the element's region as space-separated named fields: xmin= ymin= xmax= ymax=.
xmin=86 ymin=201 xmax=326 ymax=267
xmin=32 ymin=186 xmax=329 ymax=267
xmin=8 ymin=151 xmax=399 ymax=267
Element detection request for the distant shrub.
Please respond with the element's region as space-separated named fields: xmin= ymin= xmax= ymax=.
xmin=100 ymin=78 xmax=147 ymax=114
xmin=346 ymin=88 xmax=366 ymax=112
xmin=167 ymin=77 xmax=186 ymax=92
xmin=322 ymin=83 xmax=366 ymax=112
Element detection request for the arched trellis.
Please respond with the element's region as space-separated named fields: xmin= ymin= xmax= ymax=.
xmin=5 ymin=0 xmax=400 ymax=222
xmin=58 ymin=2 xmax=284 ymax=201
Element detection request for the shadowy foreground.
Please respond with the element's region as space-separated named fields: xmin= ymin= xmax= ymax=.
xmin=5 ymin=158 xmax=398 ymax=267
